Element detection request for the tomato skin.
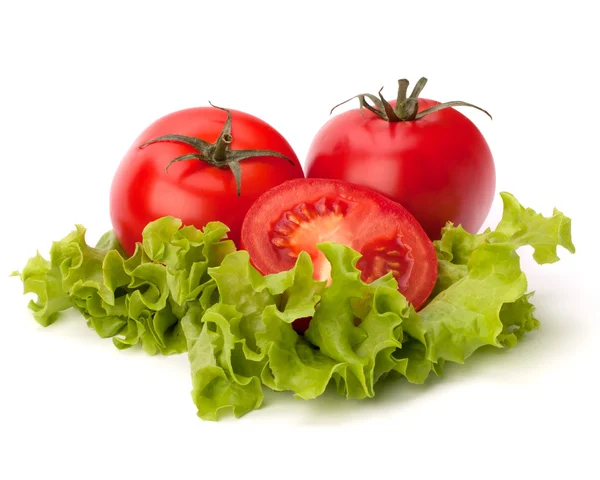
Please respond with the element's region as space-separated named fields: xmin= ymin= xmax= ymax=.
xmin=241 ymin=178 xmax=438 ymax=314
xmin=305 ymin=99 xmax=495 ymax=239
xmin=110 ymin=107 xmax=304 ymax=255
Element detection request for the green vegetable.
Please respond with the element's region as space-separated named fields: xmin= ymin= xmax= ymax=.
xmin=13 ymin=192 xmax=574 ymax=420
xmin=13 ymin=219 xmax=235 ymax=354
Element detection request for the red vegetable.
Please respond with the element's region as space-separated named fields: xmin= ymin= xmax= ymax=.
xmin=241 ymin=178 xmax=438 ymax=326
xmin=305 ymin=77 xmax=495 ymax=240
xmin=110 ymin=104 xmax=304 ymax=255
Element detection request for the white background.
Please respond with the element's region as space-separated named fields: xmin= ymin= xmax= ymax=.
xmin=0 ymin=1 xmax=597 ymax=478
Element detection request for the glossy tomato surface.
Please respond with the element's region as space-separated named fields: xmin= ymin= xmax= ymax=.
xmin=241 ymin=178 xmax=438 ymax=315
xmin=110 ymin=107 xmax=303 ymax=255
xmin=305 ymin=99 xmax=495 ymax=239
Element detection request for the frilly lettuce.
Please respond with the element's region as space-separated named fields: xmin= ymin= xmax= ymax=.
xmin=13 ymin=218 xmax=235 ymax=355
xmin=14 ymin=192 xmax=574 ymax=420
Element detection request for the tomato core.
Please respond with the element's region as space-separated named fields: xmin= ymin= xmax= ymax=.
xmin=269 ymin=196 xmax=358 ymax=281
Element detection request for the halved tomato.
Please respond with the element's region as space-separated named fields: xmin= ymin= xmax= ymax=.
xmin=241 ymin=178 xmax=438 ymax=321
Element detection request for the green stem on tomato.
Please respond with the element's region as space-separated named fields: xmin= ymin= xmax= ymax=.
xmin=331 ymin=76 xmax=492 ymax=122
xmin=138 ymin=103 xmax=294 ymax=196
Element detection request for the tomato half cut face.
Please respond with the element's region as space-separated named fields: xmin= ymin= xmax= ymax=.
xmin=241 ymin=178 xmax=438 ymax=312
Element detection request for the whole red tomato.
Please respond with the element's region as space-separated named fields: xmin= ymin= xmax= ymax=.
xmin=110 ymin=104 xmax=304 ymax=255
xmin=305 ymin=77 xmax=495 ymax=239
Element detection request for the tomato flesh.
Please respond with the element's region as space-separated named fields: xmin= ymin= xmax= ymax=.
xmin=241 ymin=178 xmax=438 ymax=329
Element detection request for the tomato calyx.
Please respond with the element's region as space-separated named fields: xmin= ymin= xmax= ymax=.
xmin=330 ymin=77 xmax=492 ymax=122
xmin=138 ymin=103 xmax=295 ymax=196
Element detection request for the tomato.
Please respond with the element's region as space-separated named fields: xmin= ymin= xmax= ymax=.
xmin=110 ymin=105 xmax=304 ymax=255
xmin=305 ymin=78 xmax=495 ymax=240
xmin=241 ymin=178 xmax=438 ymax=326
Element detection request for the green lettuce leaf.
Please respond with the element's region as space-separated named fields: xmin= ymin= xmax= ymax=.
xmin=183 ymin=245 xmax=421 ymax=420
xmin=183 ymin=251 xmax=335 ymax=419
xmin=14 ymin=219 xmax=235 ymax=355
xmin=183 ymin=192 xmax=574 ymax=418
xmin=416 ymin=192 xmax=575 ymax=374
xmin=15 ymin=191 xmax=574 ymax=421
xmin=304 ymin=243 xmax=410 ymax=399
xmin=182 ymin=302 xmax=264 ymax=421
